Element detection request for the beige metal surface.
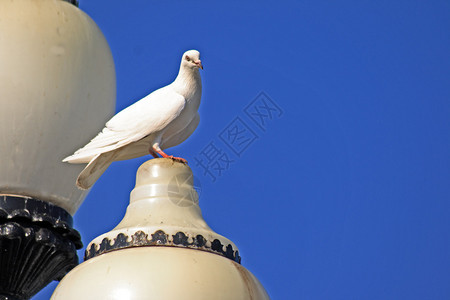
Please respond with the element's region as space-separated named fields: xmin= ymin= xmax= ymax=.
xmin=52 ymin=246 xmax=269 ymax=300
xmin=52 ymin=159 xmax=269 ymax=299
xmin=0 ymin=0 xmax=116 ymax=214
xmin=87 ymin=158 xmax=238 ymax=257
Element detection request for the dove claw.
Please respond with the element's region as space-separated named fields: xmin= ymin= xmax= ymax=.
xmin=153 ymin=148 xmax=187 ymax=164
xmin=168 ymin=156 xmax=188 ymax=164
xmin=173 ymin=157 xmax=188 ymax=164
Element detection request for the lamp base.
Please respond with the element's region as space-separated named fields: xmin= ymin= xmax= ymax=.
xmin=0 ymin=195 xmax=82 ymax=300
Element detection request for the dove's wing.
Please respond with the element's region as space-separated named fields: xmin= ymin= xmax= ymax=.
xmin=76 ymin=151 xmax=118 ymax=189
xmin=63 ymin=86 xmax=186 ymax=163
xmin=162 ymin=113 xmax=200 ymax=149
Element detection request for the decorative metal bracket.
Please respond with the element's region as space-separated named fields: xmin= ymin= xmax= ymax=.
xmin=85 ymin=229 xmax=241 ymax=263
xmin=0 ymin=195 xmax=82 ymax=300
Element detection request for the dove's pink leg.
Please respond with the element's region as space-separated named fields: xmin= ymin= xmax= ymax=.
xmin=149 ymin=148 xmax=159 ymax=158
xmin=152 ymin=145 xmax=188 ymax=164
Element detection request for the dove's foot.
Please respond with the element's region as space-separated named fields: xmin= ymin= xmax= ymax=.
xmin=162 ymin=154 xmax=188 ymax=164
xmin=169 ymin=156 xmax=188 ymax=164
xmin=153 ymin=148 xmax=188 ymax=164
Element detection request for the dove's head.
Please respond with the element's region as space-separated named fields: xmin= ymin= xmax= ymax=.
xmin=182 ymin=50 xmax=203 ymax=70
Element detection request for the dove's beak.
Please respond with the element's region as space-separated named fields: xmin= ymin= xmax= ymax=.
xmin=195 ymin=60 xmax=203 ymax=70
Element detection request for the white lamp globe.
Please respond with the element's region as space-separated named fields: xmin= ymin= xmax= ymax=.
xmin=0 ymin=0 xmax=116 ymax=215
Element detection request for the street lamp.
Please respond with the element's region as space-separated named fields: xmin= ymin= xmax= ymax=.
xmin=51 ymin=159 xmax=269 ymax=299
xmin=0 ymin=0 xmax=115 ymax=298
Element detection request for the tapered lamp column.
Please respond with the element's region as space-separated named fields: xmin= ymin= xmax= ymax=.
xmin=52 ymin=159 xmax=269 ymax=299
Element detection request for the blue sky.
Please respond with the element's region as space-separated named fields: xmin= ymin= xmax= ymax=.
xmin=36 ymin=1 xmax=450 ymax=299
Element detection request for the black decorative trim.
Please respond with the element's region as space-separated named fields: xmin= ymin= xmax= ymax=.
xmin=85 ymin=230 xmax=241 ymax=264
xmin=0 ymin=222 xmax=78 ymax=299
xmin=0 ymin=195 xmax=82 ymax=299
xmin=0 ymin=195 xmax=82 ymax=249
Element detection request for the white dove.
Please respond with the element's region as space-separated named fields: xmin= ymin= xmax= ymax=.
xmin=63 ymin=49 xmax=203 ymax=190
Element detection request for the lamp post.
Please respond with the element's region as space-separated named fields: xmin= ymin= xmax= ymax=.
xmin=0 ymin=0 xmax=116 ymax=298
xmin=51 ymin=159 xmax=269 ymax=299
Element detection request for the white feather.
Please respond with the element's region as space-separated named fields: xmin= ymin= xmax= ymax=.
xmin=63 ymin=50 xmax=203 ymax=189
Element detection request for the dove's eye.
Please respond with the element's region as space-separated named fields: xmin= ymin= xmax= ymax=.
xmin=185 ymin=56 xmax=190 ymax=62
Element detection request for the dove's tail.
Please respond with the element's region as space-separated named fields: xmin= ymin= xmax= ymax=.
xmin=76 ymin=150 xmax=118 ymax=190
